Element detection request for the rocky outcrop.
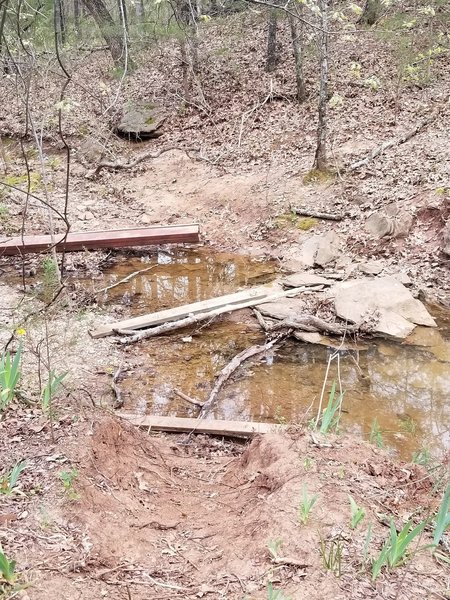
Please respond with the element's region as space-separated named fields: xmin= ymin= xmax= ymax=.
xmin=116 ymin=103 xmax=166 ymax=140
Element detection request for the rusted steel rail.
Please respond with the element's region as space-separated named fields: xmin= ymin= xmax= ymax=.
xmin=0 ymin=224 xmax=200 ymax=256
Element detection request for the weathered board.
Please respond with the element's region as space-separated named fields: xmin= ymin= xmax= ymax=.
xmin=90 ymin=285 xmax=281 ymax=338
xmin=0 ymin=224 xmax=200 ymax=256
xmin=119 ymin=413 xmax=285 ymax=437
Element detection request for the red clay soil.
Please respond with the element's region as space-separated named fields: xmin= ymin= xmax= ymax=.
xmin=1 ymin=413 xmax=447 ymax=600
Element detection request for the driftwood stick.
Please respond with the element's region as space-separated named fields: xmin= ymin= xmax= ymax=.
xmin=173 ymin=388 xmax=204 ymax=408
xmin=90 ymin=146 xmax=199 ymax=177
xmin=253 ymin=308 xmax=270 ymax=331
xmin=264 ymin=315 xmax=359 ymax=336
xmin=348 ymin=97 xmax=448 ymax=171
xmin=198 ymin=335 xmax=285 ymax=420
xmin=111 ymin=365 xmax=123 ymax=409
xmin=291 ymin=207 xmax=343 ymax=221
xmin=96 ymin=265 xmax=156 ymax=294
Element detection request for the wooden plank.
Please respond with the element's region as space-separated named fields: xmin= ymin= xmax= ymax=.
xmin=0 ymin=224 xmax=200 ymax=256
xmin=119 ymin=413 xmax=285 ymax=437
xmin=91 ymin=284 xmax=280 ymax=338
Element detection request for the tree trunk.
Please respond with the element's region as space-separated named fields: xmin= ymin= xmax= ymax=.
xmin=135 ymin=0 xmax=145 ymax=21
xmin=288 ymin=10 xmax=305 ymax=102
xmin=0 ymin=0 xmax=8 ymax=59
xmin=80 ymin=0 xmax=124 ymax=66
xmin=117 ymin=0 xmax=128 ymax=34
xmin=266 ymin=9 xmax=278 ymax=72
xmin=313 ymin=0 xmax=329 ymax=171
xmin=359 ymin=0 xmax=381 ymax=25
xmin=54 ymin=0 xmax=66 ymax=46
xmin=74 ymin=0 xmax=81 ymax=35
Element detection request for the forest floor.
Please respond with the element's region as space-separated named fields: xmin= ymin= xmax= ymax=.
xmin=0 ymin=7 xmax=450 ymax=600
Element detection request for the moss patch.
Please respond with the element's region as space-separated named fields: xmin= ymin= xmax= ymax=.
xmin=297 ymin=217 xmax=318 ymax=231
xmin=302 ymin=168 xmax=336 ymax=185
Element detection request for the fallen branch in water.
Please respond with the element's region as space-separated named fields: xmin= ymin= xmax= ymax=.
xmin=95 ymin=265 xmax=156 ymax=294
xmin=198 ymin=334 xmax=287 ymax=420
xmin=271 ymin=316 xmax=359 ymax=336
xmin=115 ymin=286 xmax=307 ymax=343
xmin=173 ymin=388 xmax=204 ymax=408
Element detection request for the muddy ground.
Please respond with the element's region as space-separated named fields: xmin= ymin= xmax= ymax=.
xmin=1 ymin=7 xmax=450 ymax=599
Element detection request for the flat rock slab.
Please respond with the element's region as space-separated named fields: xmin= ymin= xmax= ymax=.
xmin=282 ymin=273 xmax=332 ymax=288
xmin=257 ymin=297 xmax=305 ymax=321
xmin=333 ymin=277 xmax=436 ymax=339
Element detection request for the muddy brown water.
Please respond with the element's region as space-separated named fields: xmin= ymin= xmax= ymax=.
xmin=90 ymin=247 xmax=450 ymax=462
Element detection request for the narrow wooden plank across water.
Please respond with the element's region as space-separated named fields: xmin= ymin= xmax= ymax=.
xmin=119 ymin=413 xmax=285 ymax=437
xmin=91 ymin=285 xmax=280 ymax=338
xmin=0 ymin=224 xmax=200 ymax=256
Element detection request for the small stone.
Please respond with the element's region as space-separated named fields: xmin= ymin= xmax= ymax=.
xmin=315 ymin=231 xmax=341 ymax=267
xmin=359 ymin=261 xmax=384 ymax=276
xmin=365 ymin=213 xmax=393 ymax=238
xmin=141 ymin=213 xmax=152 ymax=224
xmin=282 ymin=273 xmax=332 ymax=288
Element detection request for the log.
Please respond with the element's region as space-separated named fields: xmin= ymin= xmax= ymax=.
xmin=291 ymin=207 xmax=344 ymax=221
xmin=0 ymin=225 xmax=200 ymax=256
xmin=112 ymin=287 xmax=307 ymax=343
xmin=198 ymin=336 xmax=285 ymax=419
xmin=119 ymin=413 xmax=285 ymax=437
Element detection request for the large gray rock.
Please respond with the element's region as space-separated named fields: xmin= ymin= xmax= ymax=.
xmin=257 ymin=297 xmax=305 ymax=321
xmin=116 ymin=102 xmax=166 ymax=140
xmin=333 ymin=277 xmax=436 ymax=339
xmin=365 ymin=209 xmax=413 ymax=239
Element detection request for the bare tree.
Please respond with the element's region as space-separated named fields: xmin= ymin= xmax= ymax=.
xmin=135 ymin=0 xmax=145 ymax=22
xmin=80 ymin=0 xmax=125 ymax=66
xmin=288 ymin=9 xmax=305 ymax=102
xmin=74 ymin=0 xmax=81 ymax=35
xmin=266 ymin=8 xmax=278 ymax=72
xmin=359 ymin=0 xmax=381 ymax=25
xmin=54 ymin=0 xmax=66 ymax=46
xmin=313 ymin=0 xmax=329 ymax=170
xmin=0 ymin=0 xmax=8 ymax=60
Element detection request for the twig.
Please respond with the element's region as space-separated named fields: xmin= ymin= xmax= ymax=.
xmin=89 ymin=145 xmax=199 ymax=177
xmin=95 ymin=265 xmax=156 ymax=294
xmin=111 ymin=365 xmax=123 ymax=409
xmin=237 ymin=80 xmax=273 ymax=149
xmin=173 ymin=388 xmax=204 ymax=408
xmin=291 ymin=206 xmax=344 ymax=221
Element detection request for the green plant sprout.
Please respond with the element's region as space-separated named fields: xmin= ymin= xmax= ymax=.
xmin=318 ymin=381 xmax=344 ymax=434
xmin=298 ymin=485 xmax=319 ymax=525
xmin=349 ymin=495 xmax=366 ymax=529
xmin=59 ymin=468 xmax=80 ymax=501
xmin=267 ymin=581 xmax=291 ymax=600
xmin=0 ymin=461 xmax=26 ymax=496
xmin=41 ymin=370 xmax=67 ymax=413
xmin=0 ymin=345 xmax=22 ymax=411
xmin=369 ymin=418 xmax=384 ymax=448
xmin=319 ymin=535 xmax=344 ymax=576
xmin=432 ymin=486 xmax=450 ymax=548
xmin=0 ymin=546 xmax=17 ymax=585
xmin=372 ymin=518 xmax=429 ymax=580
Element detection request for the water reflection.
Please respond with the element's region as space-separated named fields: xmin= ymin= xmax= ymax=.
xmin=99 ymin=249 xmax=450 ymax=461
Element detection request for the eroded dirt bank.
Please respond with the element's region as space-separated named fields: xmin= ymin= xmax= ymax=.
xmin=1 ymin=413 xmax=448 ymax=600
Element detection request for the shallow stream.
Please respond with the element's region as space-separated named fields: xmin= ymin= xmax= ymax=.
xmin=93 ymin=247 xmax=450 ymax=462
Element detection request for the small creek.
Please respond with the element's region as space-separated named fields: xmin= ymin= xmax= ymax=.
xmin=93 ymin=247 xmax=450 ymax=462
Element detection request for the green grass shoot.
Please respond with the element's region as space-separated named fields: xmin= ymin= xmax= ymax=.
xmin=372 ymin=518 xmax=429 ymax=580
xmin=318 ymin=380 xmax=344 ymax=434
xmin=298 ymin=485 xmax=319 ymax=525
xmin=0 ymin=345 xmax=22 ymax=411
xmin=0 ymin=460 xmax=27 ymax=496
xmin=348 ymin=495 xmax=366 ymax=529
